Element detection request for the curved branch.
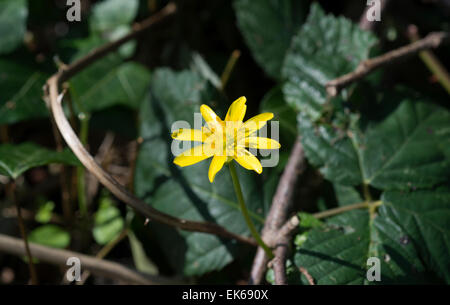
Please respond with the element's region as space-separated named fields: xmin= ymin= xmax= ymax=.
xmin=0 ymin=233 xmax=177 ymax=285
xmin=43 ymin=3 xmax=255 ymax=247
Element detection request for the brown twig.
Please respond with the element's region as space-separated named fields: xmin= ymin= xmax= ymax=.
xmin=43 ymin=3 xmax=255 ymax=247
xmin=77 ymin=229 xmax=129 ymax=285
xmin=249 ymin=137 xmax=306 ymax=284
xmin=13 ymin=189 xmax=39 ymax=285
xmin=325 ymin=31 xmax=450 ymax=97
xmin=0 ymin=233 xmax=175 ymax=285
xmin=299 ymin=267 xmax=315 ymax=285
xmin=271 ymin=238 xmax=289 ymax=285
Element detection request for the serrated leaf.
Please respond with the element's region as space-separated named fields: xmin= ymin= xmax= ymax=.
xmin=0 ymin=60 xmax=49 ymax=124
xmin=69 ymin=55 xmax=150 ymax=113
xmin=294 ymin=189 xmax=450 ymax=284
xmin=234 ymin=0 xmax=306 ymax=79
xmin=0 ymin=0 xmax=27 ymax=54
xmin=0 ymin=143 xmax=80 ymax=179
xmin=134 ymin=68 xmax=267 ymax=276
xmin=28 ymin=224 xmax=70 ymax=249
xmin=282 ymin=3 xmax=377 ymax=120
xmin=299 ymin=93 xmax=450 ymax=191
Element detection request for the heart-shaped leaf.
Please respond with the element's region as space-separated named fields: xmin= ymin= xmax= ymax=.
xmin=234 ymin=0 xmax=306 ymax=79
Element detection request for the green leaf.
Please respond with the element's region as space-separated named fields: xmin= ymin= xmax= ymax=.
xmin=128 ymin=231 xmax=159 ymax=275
xmin=134 ymin=68 xmax=267 ymax=276
xmin=90 ymin=0 xmax=138 ymax=34
xmin=282 ymin=3 xmax=377 ymax=121
xmin=89 ymin=0 xmax=139 ymax=58
xmin=333 ymin=184 xmax=363 ymax=207
xmin=260 ymin=85 xmax=297 ymax=145
xmin=28 ymin=224 xmax=70 ymax=248
xmin=293 ymin=189 xmax=450 ymax=284
xmin=234 ymin=0 xmax=306 ymax=79
xmin=93 ymin=195 xmax=124 ymax=245
xmin=0 ymin=60 xmax=49 ymax=124
xmin=298 ymin=212 xmax=323 ymax=230
xmin=0 ymin=143 xmax=80 ymax=179
xmin=69 ymin=54 xmax=150 ymax=113
xmin=35 ymin=200 xmax=55 ymax=224
xmin=0 ymin=0 xmax=27 ymax=54
xmin=299 ymin=93 xmax=450 ymax=191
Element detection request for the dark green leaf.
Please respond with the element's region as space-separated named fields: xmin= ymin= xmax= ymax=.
xmin=90 ymin=0 xmax=138 ymax=34
xmin=234 ymin=0 xmax=306 ymax=79
xmin=282 ymin=3 xmax=377 ymax=120
xmin=299 ymin=93 xmax=450 ymax=191
xmin=294 ymin=189 xmax=450 ymax=284
xmin=69 ymin=55 xmax=150 ymax=113
xmin=0 ymin=143 xmax=80 ymax=179
xmin=0 ymin=60 xmax=49 ymax=124
xmin=0 ymin=0 xmax=27 ymax=54
xmin=89 ymin=0 xmax=139 ymax=57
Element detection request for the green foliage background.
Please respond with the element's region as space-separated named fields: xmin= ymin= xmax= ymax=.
xmin=0 ymin=0 xmax=449 ymax=284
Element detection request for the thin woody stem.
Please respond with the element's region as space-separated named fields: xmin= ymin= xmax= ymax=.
xmin=12 ymin=184 xmax=38 ymax=285
xmin=325 ymin=31 xmax=450 ymax=96
xmin=228 ymin=162 xmax=273 ymax=259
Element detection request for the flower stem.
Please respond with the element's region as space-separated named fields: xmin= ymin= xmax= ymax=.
xmin=228 ymin=161 xmax=273 ymax=259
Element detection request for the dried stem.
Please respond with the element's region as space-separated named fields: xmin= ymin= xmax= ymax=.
xmin=77 ymin=229 xmax=129 ymax=285
xmin=10 ymin=183 xmax=38 ymax=285
xmin=249 ymin=137 xmax=306 ymax=284
xmin=325 ymin=31 xmax=450 ymax=97
xmin=44 ymin=3 xmax=255 ymax=247
xmin=0 ymin=233 xmax=174 ymax=284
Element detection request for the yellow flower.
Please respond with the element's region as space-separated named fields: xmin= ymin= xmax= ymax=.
xmin=172 ymin=96 xmax=281 ymax=183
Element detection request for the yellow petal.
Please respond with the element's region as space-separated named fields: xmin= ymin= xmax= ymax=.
xmin=234 ymin=148 xmax=262 ymax=174
xmin=171 ymin=128 xmax=211 ymax=142
xmin=208 ymin=155 xmax=227 ymax=183
xmin=200 ymin=104 xmax=223 ymax=131
xmin=173 ymin=144 xmax=213 ymax=167
xmin=241 ymin=112 xmax=274 ymax=136
xmin=244 ymin=137 xmax=281 ymax=149
xmin=225 ymin=96 xmax=247 ymax=122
